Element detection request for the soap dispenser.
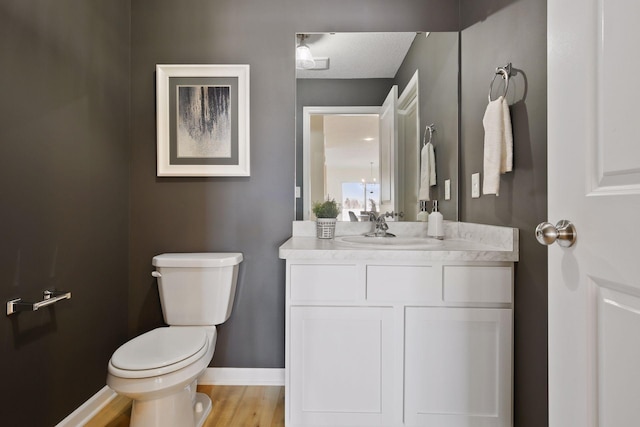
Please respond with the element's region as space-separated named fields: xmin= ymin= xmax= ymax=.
xmin=427 ymin=200 xmax=444 ymax=239
xmin=417 ymin=201 xmax=429 ymax=222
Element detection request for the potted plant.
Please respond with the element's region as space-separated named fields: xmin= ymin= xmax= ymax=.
xmin=312 ymin=198 xmax=340 ymax=239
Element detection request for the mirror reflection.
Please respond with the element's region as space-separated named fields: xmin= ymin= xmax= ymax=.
xmin=295 ymin=32 xmax=459 ymax=221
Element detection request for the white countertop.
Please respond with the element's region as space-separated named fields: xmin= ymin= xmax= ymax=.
xmin=279 ymin=221 xmax=519 ymax=262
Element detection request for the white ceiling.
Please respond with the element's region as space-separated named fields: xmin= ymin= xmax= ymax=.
xmin=296 ymin=32 xmax=418 ymax=79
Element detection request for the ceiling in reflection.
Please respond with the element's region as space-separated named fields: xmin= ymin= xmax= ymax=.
xmin=296 ymin=32 xmax=419 ymax=79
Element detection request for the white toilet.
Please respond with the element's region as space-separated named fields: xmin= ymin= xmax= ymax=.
xmin=107 ymin=252 xmax=243 ymax=427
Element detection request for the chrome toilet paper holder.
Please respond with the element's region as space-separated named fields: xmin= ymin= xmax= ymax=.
xmin=6 ymin=289 xmax=72 ymax=316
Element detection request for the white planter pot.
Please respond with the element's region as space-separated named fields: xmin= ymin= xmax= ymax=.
xmin=316 ymin=218 xmax=337 ymax=239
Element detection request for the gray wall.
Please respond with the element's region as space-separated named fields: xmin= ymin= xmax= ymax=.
xmin=460 ymin=0 xmax=548 ymax=426
xmin=394 ymin=32 xmax=459 ymax=220
xmin=130 ymin=0 xmax=459 ymax=368
xmin=0 ymin=1 xmax=130 ymax=425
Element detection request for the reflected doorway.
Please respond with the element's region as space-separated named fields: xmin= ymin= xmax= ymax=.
xmin=303 ymin=107 xmax=380 ymax=220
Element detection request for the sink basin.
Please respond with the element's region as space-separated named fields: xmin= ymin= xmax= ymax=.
xmin=335 ymin=235 xmax=443 ymax=250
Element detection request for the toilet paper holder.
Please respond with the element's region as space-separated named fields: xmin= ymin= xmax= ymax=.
xmin=6 ymin=289 xmax=72 ymax=316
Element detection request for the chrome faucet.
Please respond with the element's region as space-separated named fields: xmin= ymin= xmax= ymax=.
xmin=364 ymin=211 xmax=378 ymax=221
xmin=364 ymin=212 xmax=396 ymax=237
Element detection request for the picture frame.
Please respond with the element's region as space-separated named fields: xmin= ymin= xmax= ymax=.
xmin=156 ymin=64 xmax=250 ymax=176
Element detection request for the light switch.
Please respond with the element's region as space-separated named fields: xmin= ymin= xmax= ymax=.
xmin=444 ymin=179 xmax=451 ymax=200
xmin=295 ymin=186 xmax=301 ymax=198
xmin=471 ymin=173 xmax=480 ymax=198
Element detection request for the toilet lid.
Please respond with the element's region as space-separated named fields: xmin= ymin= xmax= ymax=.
xmin=152 ymin=252 xmax=243 ymax=268
xmin=111 ymin=327 xmax=207 ymax=371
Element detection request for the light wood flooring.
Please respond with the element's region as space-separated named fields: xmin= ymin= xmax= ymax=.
xmin=86 ymin=386 xmax=284 ymax=427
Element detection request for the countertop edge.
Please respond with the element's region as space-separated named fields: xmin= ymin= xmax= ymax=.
xmin=278 ymin=237 xmax=519 ymax=262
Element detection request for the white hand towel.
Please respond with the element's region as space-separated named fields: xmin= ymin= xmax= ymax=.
xmin=500 ymin=97 xmax=513 ymax=173
xmin=482 ymin=96 xmax=513 ymax=195
xmin=418 ymin=142 xmax=436 ymax=200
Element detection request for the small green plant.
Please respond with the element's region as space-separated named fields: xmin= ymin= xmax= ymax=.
xmin=312 ymin=198 xmax=340 ymax=218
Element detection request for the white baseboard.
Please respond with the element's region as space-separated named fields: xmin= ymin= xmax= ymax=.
xmin=57 ymin=368 xmax=284 ymax=426
xmin=56 ymin=385 xmax=117 ymax=427
xmin=198 ymin=367 xmax=285 ymax=386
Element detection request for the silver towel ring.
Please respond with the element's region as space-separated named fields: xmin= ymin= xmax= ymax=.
xmin=488 ymin=63 xmax=512 ymax=102
xmin=422 ymin=124 xmax=436 ymax=148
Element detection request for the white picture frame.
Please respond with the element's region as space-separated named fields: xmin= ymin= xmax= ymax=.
xmin=156 ymin=64 xmax=250 ymax=176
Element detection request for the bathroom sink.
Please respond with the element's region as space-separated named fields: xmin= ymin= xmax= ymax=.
xmin=335 ymin=235 xmax=443 ymax=249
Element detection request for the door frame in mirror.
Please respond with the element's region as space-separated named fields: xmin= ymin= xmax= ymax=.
xmin=302 ymin=106 xmax=381 ymax=220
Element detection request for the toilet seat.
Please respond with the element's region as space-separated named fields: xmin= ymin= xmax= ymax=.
xmin=109 ymin=327 xmax=209 ymax=379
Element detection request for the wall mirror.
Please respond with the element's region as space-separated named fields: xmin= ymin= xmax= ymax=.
xmin=295 ymin=32 xmax=459 ymax=222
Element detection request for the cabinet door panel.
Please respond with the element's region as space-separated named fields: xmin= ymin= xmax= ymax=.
xmin=404 ymin=307 xmax=512 ymax=427
xmin=290 ymin=306 xmax=394 ymax=426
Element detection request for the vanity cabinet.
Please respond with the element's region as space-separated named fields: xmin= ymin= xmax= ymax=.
xmin=285 ymin=261 xmax=513 ymax=427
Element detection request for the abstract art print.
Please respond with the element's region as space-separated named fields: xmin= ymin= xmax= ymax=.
xmin=156 ymin=64 xmax=250 ymax=176
xmin=177 ymin=85 xmax=231 ymax=158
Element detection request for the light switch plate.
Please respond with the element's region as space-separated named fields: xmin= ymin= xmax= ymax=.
xmin=295 ymin=186 xmax=301 ymax=198
xmin=471 ymin=173 xmax=480 ymax=198
xmin=444 ymin=179 xmax=451 ymax=200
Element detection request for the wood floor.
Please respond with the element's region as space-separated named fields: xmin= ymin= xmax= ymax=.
xmin=86 ymin=386 xmax=285 ymax=427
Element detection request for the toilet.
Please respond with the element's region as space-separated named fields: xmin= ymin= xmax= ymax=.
xmin=107 ymin=252 xmax=243 ymax=427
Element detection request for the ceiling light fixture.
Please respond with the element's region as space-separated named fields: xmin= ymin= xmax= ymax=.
xmin=296 ymin=34 xmax=316 ymax=70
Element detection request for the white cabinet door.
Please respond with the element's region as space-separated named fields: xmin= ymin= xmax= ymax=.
xmin=289 ymin=306 xmax=395 ymax=427
xmin=404 ymin=307 xmax=512 ymax=427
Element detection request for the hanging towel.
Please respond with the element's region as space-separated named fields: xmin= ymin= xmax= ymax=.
xmin=500 ymin=96 xmax=513 ymax=174
xmin=482 ymin=96 xmax=513 ymax=195
xmin=418 ymin=142 xmax=436 ymax=200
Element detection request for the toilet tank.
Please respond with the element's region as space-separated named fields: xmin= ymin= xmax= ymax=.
xmin=152 ymin=253 xmax=243 ymax=326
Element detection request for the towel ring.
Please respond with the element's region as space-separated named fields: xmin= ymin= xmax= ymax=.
xmin=422 ymin=124 xmax=436 ymax=148
xmin=488 ymin=63 xmax=512 ymax=102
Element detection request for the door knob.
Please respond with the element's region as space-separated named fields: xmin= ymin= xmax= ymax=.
xmin=535 ymin=220 xmax=577 ymax=247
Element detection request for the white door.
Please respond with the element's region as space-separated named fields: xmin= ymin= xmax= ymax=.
xmin=547 ymin=1 xmax=640 ymax=426
xmin=397 ymin=71 xmax=420 ymax=221
xmin=379 ymin=85 xmax=399 ymax=215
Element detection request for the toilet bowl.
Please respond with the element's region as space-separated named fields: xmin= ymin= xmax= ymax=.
xmin=107 ymin=326 xmax=217 ymax=427
xmin=106 ymin=253 xmax=242 ymax=427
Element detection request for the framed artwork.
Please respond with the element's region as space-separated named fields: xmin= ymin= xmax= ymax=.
xmin=156 ymin=64 xmax=250 ymax=176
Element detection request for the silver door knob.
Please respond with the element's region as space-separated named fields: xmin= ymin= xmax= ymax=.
xmin=535 ymin=220 xmax=577 ymax=247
